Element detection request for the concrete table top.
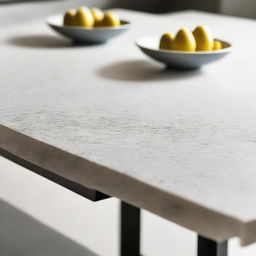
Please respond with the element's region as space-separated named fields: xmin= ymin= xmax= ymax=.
xmin=1 ymin=8 xmax=256 ymax=246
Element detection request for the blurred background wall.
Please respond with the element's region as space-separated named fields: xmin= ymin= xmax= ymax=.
xmin=221 ymin=0 xmax=256 ymax=19
xmin=1 ymin=0 xmax=255 ymax=27
xmin=103 ymin=0 xmax=256 ymax=18
xmin=110 ymin=0 xmax=256 ymax=18
xmin=107 ymin=0 xmax=222 ymax=13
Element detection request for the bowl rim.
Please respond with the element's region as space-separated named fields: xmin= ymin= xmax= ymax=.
xmin=47 ymin=14 xmax=131 ymax=31
xmin=136 ymin=36 xmax=233 ymax=55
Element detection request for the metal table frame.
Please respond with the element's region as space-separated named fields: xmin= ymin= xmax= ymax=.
xmin=120 ymin=202 xmax=228 ymax=256
xmin=1 ymin=148 xmax=228 ymax=256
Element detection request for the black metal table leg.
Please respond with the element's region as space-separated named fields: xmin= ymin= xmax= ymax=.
xmin=120 ymin=201 xmax=141 ymax=256
xmin=198 ymin=235 xmax=228 ymax=256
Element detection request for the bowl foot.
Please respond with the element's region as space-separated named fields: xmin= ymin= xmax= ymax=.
xmin=166 ymin=65 xmax=201 ymax=71
xmin=72 ymin=40 xmax=106 ymax=46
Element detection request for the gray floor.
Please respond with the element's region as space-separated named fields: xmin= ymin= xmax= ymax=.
xmin=0 ymin=199 xmax=97 ymax=256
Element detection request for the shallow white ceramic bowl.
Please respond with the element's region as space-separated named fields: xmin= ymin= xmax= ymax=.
xmin=136 ymin=36 xmax=232 ymax=70
xmin=47 ymin=14 xmax=130 ymax=44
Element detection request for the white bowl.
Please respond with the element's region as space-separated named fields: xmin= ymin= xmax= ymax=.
xmin=136 ymin=36 xmax=232 ymax=70
xmin=47 ymin=14 xmax=130 ymax=44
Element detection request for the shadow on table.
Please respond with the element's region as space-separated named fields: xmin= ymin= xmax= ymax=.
xmin=0 ymin=199 xmax=97 ymax=256
xmin=7 ymin=35 xmax=103 ymax=49
xmin=7 ymin=35 xmax=71 ymax=48
xmin=97 ymin=60 xmax=203 ymax=82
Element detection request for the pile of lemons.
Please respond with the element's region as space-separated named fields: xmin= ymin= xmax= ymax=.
xmin=159 ymin=26 xmax=222 ymax=51
xmin=63 ymin=6 xmax=121 ymax=28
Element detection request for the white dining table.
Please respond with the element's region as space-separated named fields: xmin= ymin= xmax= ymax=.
xmin=1 ymin=5 xmax=256 ymax=256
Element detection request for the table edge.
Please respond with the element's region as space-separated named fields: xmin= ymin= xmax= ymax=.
xmin=0 ymin=124 xmax=253 ymax=245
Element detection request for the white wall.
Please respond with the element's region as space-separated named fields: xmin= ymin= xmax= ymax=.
xmin=222 ymin=0 xmax=256 ymax=19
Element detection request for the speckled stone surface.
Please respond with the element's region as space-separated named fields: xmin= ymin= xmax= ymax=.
xmin=1 ymin=8 xmax=256 ymax=245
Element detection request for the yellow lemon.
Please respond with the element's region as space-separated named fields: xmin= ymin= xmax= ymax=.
xmin=74 ymin=7 xmax=94 ymax=27
xmin=172 ymin=28 xmax=196 ymax=51
xmin=63 ymin=9 xmax=76 ymax=26
xmin=98 ymin=12 xmax=120 ymax=27
xmin=193 ymin=25 xmax=214 ymax=51
xmin=213 ymin=40 xmax=222 ymax=50
xmin=159 ymin=33 xmax=174 ymax=50
xmin=91 ymin=8 xmax=104 ymax=24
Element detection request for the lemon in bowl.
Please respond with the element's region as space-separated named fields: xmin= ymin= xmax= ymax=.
xmin=47 ymin=7 xmax=130 ymax=44
xmin=136 ymin=26 xmax=232 ymax=70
